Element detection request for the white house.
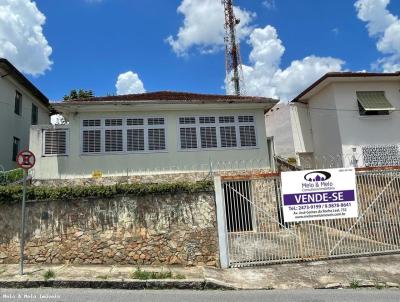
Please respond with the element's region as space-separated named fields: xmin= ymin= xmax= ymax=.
xmin=30 ymin=91 xmax=278 ymax=179
xmin=0 ymin=58 xmax=50 ymax=171
xmin=266 ymin=72 xmax=400 ymax=168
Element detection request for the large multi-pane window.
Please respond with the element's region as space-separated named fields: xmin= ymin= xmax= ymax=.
xmin=178 ymin=115 xmax=257 ymax=150
xmin=81 ymin=117 xmax=166 ymax=154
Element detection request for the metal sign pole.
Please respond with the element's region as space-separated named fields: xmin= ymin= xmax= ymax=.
xmin=19 ymin=169 xmax=27 ymax=275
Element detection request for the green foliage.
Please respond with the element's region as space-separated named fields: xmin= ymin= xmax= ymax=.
xmin=349 ymin=280 xmax=360 ymax=289
xmin=63 ymin=89 xmax=94 ymax=100
xmin=43 ymin=269 xmax=56 ymax=281
xmin=0 ymin=169 xmax=23 ymax=185
xmin=0 ymin=180 xmax=213 ymax=203
xmin=130 ymin=268 xmax=184 ymax=280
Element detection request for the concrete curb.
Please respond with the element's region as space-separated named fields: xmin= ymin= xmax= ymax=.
xmin=0 ymin=279 xmax=236 ymax=290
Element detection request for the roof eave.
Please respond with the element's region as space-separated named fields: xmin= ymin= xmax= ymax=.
xmin=0 ymin=58 xmax=49 ymax=108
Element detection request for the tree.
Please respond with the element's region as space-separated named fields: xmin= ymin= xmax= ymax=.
xmin=63 ymin=89 xmax=94 ymax=100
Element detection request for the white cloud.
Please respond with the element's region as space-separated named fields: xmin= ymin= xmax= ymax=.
xmin=115 ymin=71 xmax=146 ymax=95
xmin=0 ymin=0 xmax=52 ymax=75
xmin=236 ymin=26 xmax=344 ymax=101
xmin=166 ymin=0 xmax=255 ymax=56
xmin=355 ymin=0 xmax=400 ymax=72
xmin=262 ymin=0 xmax=276 ymax=10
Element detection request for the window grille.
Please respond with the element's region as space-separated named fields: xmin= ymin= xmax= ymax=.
xmin=179 ymin=117 xmax=196 ymax=124
xmin=43 ymin=129 xmax=68 ymax=155
xmin=105 ymin=119 xmax=123 ymax=126
xmin=127 ymin=118 xmax=144 ymax=126
xmin=220 ymin=126 xmax=237 ymax=147
xmin=83 ymin=120 xmax=101 ymax=127
xmin=239 ymin=126 xmax=257 ymax=147
xmin=180 ymin=127 xmax=198 ymax=149
xmin=199 ymin=116 xmax=216 ymax=124
xmin=238 ymin=116 xmax=254 ymax=123
xmin=148 ymin=128 xmax=166 ymax=151
xmin=148 ymin=118 xmax=165 ymax=125
xmin=127 ymin=128 xmax=145 ymax=151
xmin=200 ymin=127 xmax=217 ymax=148
xmin=219 ymin=116 xmax=235 ymax=123
xmin=82 ymin=130 xmax=101 ymax=153
xmin=105 ymin=129 xmax=123 ymax=152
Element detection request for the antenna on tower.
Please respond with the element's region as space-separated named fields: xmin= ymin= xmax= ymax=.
xmin=222 ymin=0 xmax=245 ymax=96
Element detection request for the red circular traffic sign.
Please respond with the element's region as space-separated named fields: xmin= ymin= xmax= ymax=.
xmin=16 ymin=150 xmax=36 ymax=170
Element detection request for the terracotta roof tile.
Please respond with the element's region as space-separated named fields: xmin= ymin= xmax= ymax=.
xmin=60 ymin=91 xmax=276 ymax=104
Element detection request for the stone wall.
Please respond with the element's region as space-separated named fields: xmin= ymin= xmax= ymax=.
xmin=0 ymin=191 xmax=219 ymax=266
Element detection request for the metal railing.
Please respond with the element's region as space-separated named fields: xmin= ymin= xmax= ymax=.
xmin=220 ymin=167 xmax=400 ymax=267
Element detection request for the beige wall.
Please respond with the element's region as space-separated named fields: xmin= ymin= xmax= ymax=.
xmin=31 ymin=108 xmax=271 ymax=179
xmin=0 ymin=72 xmax=49 ymax=171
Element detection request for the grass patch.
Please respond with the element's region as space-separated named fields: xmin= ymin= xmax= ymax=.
xmin=130 ymin=268 xmax=185 ymax=280
xmin=349 ymin=280 xmax=360 ymax=289
xmin=43 ymin=270 xmax=56 ymax=281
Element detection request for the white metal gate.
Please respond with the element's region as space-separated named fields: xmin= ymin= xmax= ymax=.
xmin=219 ymin=168 xmax=400 ymax=267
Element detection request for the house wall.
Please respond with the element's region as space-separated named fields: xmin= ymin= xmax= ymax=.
xmin=333 ymin=81 xmax=400 ymax=162
xmin=307 ymin=84 xmax=343 ymax=157
xmin=0 ymin=74 xmax=49 ymax=171
xmin=265 ymin=103 xmax=296 ymax=157
xmin=30 ymin=108 xmax=270 ymax=179
xmin=0 ymin=191 xmax=219 ymax=266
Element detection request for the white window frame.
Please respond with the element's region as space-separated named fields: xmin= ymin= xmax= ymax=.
xmin=42 ymin=129 xmax=69 ymax=157
xmin=80 ymin=117 xmax=168 ymax=155
xmin=177 ymin=115 xmax=258 ymax=152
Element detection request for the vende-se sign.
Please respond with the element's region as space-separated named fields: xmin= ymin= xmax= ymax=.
xmin=281 ymin=168 xmax=358 ymax=222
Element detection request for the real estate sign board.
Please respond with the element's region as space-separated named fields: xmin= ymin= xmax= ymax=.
xmin=281 ymin=168 xmax=358 ymax=222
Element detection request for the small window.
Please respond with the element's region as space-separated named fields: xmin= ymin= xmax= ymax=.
xmin=238 ymin=116 xmax=254 ymax=123
xmin=239 ymin=126 xmax=257 ymax=147
xmin=31 ymin=104 xmax=38 ymax=125
xmin=180 ymin=127 xmax=197 ymax=149
xmin=127 ymin=129 xmax=145 ymax=151
xmin=14 ymin=91 xmax=22 ymax=115
xmin=148 ymin=128 xmax=166 ymax=151
xmin=105 ymin=119 xmax=123 ymax=126
xmin=148 ymin=118 xmax=165 ymax=125
xmin=199 ymin=116 xmax=215 ymax=124
xmin=82 ymin=130 xmax=101 ymax=153
xmin=220 ymin=126 xmax=237 ymax=147
xmin=105 ymin=129 xmax=123 ymax=152
xmin=43 ymin=130 xmax=68 ymax=155
xmin=83 ymin=120 xmax=101 ymax=127
xmin=127 ymin=118 xmax=144 ymax=126
xmin=357 ymin=91 xmax=394 ymax=116
xmin=219 ymin=116 xmax=235 ymax=123
xmin=179 ymin=117 xmax=196 ymax=124
xmin=12 ymin=137 xmax=20 ymax=161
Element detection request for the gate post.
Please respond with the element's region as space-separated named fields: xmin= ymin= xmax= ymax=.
xmin=214 ymin=176 xmax=229 ymax=268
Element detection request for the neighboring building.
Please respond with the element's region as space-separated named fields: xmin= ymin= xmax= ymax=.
xmin=266 ymin=72 xmax=400 ymax=168
xmin=30 ymin=92 xmax=278 ymax=179
xmin=0 ymin=58 xmax=50 ymax=171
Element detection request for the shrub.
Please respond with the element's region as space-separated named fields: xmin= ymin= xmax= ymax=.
xmin=0 ymin=180 xmax=213 ymax=203
xmin=43 ymin=270 xmax=56 ymax=281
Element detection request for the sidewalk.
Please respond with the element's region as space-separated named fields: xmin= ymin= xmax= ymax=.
xmin=0 ymin=255 xmax=399 ymax=290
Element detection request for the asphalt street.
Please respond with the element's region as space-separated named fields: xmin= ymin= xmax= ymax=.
xmin=0 ymin=289 xmax=399 ymax=302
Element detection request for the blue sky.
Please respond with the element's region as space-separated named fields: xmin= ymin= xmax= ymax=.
xmin=1 ymin=0 xmax=400 ymax=101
